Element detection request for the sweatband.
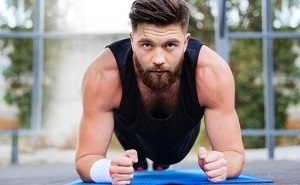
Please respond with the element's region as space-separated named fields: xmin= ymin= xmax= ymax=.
xmin=90 ymin=159 xmax=112 ymax=183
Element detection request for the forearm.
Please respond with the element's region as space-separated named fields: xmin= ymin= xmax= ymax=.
xmin=223 ymin=151 xmax=245 ymax=178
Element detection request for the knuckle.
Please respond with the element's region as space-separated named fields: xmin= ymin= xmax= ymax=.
xmin=109 ymin=165 xmax=116 ymax=173
xmin=129 ymin=166 xmax=134 ymax=173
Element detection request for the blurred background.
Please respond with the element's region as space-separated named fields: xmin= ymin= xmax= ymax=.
xmin=0 ymin=0 xmax=300 ymax=165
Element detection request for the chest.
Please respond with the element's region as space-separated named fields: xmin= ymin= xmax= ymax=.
xmin=138 ymin=83 xmax=180 ymax=119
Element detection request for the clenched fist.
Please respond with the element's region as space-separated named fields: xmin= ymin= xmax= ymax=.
xmin=198 ymin=147 xmax=227 ymax=182
xmin=110 ymin=149 xmax=138 ymax=185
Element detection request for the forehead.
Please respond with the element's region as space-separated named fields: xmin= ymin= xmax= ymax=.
xmin=132 ymin=23 xmax=185 ymax=42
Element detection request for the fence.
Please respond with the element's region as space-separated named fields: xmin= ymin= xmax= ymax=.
xmin=1 ymin=0 xmax=300 ymax=160
xmin=215 ymin=0 xmax=300 ymax=158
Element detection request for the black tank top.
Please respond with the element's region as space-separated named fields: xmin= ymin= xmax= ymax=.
xmin=107 ymin=38 xmax=205 ymax=164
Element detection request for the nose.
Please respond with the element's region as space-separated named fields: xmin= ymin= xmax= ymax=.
xmin=152 ymin=48 xmax=166 ymax=65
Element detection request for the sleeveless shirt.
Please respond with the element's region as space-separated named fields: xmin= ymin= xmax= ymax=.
xmin=107 ymin=38 xmax=205 ymax=164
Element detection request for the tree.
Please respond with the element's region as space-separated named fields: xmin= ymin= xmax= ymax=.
xmin=186 ymin=0 xmax=300 ymax=148
xmin=187 ymin=0 xmax=215 ymax=46
xmin=0 ymin=0 xmax=66 ymax=128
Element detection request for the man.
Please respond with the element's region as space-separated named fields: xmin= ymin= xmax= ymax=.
xmin=75 ymin=0 xmax=245 ymax=184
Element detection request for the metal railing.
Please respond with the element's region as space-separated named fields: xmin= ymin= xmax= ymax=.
xmin=1 ymin=0 xmax=300 ymax=162
xmin=215 ymin=0 xmax=300 ymax=158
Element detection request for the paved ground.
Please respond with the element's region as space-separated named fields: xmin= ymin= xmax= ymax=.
xmin=0 ymin=145 xmax=299 ymax=185
xmin=0 ymin=159 xmax=299 ymax=185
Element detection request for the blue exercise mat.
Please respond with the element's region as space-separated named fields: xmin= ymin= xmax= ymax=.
xmin=66 ymin=169 xmax=273 ymax=184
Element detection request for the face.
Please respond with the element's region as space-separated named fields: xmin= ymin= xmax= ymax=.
xmin=130 ymin=23 xmax=190 ymax=92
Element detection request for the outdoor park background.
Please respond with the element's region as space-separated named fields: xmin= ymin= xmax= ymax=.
xmin=0 ymin=0 xmax=300 ymax=165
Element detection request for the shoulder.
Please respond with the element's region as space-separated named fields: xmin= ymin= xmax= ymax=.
xmin=195 ymin=45 xmax=235 ymax=107
xmin=82 ymin=48 xmax=122 ymax=110
xmin=187 ymin=38 xmax=205 ymax=53
xmin=187 ymin=38 xmax=204 ymax=46
xmin=83 ymin=48 xmax=119 ymax=85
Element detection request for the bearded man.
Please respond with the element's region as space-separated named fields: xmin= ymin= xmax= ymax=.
xmin=75 ymin=0 xmax=245 ymax=184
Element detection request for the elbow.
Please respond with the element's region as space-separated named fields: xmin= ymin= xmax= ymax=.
xmin=226 ymin=151 xmax=245 ymax=179
xmin=75 ymin=158 xmax=93 ymax=183
xmin=235 ymin=154 xmax=245 ymax=177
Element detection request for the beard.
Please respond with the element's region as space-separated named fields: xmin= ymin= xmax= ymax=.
xmin=133 ymin=52 xmax=184 ymax=93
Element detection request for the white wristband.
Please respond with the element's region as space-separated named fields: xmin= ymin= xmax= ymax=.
xmin=90 ymin=159 xmax=112 ymax=183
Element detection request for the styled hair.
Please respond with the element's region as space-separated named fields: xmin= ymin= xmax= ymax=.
xmin=129 ymin=0 xmax=190 ymax=32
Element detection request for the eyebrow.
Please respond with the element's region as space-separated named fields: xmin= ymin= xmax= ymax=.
xmin=137 ymin=38 xmax=181 ymax=44
xmin=137 ymin=38 xmax=153 ymax=43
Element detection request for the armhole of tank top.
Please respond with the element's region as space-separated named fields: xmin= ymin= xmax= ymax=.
xmin=192 ymin=40 xmax=205 ymax=110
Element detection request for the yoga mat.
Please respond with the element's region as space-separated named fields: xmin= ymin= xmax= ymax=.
xmin=66 ymin=169 xmax=273 ymax=184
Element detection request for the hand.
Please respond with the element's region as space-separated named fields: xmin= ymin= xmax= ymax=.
xmin=198 ymin=147 xmax=227 ymax=182
xmin=110 ymin=149 xmax=138 ymax=185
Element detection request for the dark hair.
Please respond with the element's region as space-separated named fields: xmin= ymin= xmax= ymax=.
xmin=129 ymin=0 xmax=190 ymax=32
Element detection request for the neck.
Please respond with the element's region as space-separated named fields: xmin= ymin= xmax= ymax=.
xmin=137 ymin=78 xmax=180 ymax=119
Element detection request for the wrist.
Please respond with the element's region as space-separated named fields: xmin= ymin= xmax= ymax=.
xmin=90 ymin=159 xmax=111 ymax=183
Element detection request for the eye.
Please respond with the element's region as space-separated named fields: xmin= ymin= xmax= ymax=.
xmin=142 ymin=43 xmax=152 ymax=49
xmin=166 ymin=43 xmax=176 ymax=48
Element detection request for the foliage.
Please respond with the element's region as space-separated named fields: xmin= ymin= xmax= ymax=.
xmin=186 ymin=0 xmax=300 ymax=148
xmin=0 ymin=0 xmax=65 ymax=128
xmin=0 ymin=0 xmax=34 ymax=128
xmin=3 ymin=37 xmax=33 ymax=128
xmin=187 ymin=0 xmax=215 ymax=46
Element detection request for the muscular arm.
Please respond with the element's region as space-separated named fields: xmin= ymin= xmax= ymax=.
xmin=75 ymin=48 xmax=122 ymax=182
xmin=196 ymin=46 xmax=245 ymax=180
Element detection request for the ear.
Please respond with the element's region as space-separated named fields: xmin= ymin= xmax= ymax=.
xmin=130 ymin=32 xmax=135 ymax=52
xmin=184 ymin=33 xmax=191 ymax=52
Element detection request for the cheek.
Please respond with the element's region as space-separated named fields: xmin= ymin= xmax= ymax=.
xmin=167 ymin=51 xmax=183 ymax=63
xmin=136 ymin=51 xmax=152 ymax=65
